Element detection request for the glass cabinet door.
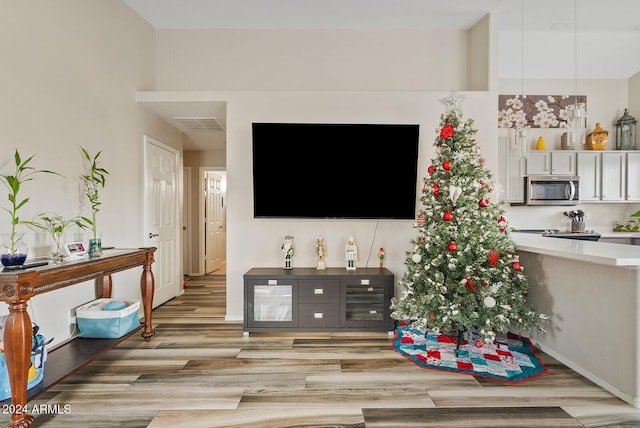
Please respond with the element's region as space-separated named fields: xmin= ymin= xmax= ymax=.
xmin=341 ymin=277 xmax=393 ymax=330
xmin=246 ymin=280 xmax=298 ymax=328
xmin=254 ymin=285 xmax=293 ymax=321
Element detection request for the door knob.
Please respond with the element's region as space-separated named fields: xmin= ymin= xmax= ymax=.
xmin=149 ymin=233 xmax=159 ymax=239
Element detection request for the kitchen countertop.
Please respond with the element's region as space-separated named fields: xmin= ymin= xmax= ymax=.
xmin=599 ymin=231 xmax=640 ymax=239
xmin=511 ymin=232 xmax=640 ymax=267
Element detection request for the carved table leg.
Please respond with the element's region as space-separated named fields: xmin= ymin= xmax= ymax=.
xmin=140 ymin=259 xmax=156 ymax=341
xmin=4 ymin=300 xmax=35 ymax=428
xmin=96 ymin=274 xmax=113 ymax=298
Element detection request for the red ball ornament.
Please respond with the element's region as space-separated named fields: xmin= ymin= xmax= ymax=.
xmin=428 ymin=165 xmax=436 ymax=175
xmin=447 ymin=242 xmax=457 ymax=252
xmin=433 ymin=183 xmax=440 ymax=197
xmin=442 ymin=161 xmax=452 ymax=171
xmin=440 ymin=124 xmax=454 ymax=139
xmin=443 ymin=211 xmax=454 ymax=221
xmin=479 ymin=198 xmax=490 ymax=207
xmin=513 ymin=261 xmax=521 ymax=271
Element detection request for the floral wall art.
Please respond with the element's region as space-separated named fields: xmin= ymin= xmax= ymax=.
xmin=498 ymin=95 xmax=587 ymax=128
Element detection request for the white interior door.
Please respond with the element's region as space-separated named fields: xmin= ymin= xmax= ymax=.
xmin=204 ymin=171 xmax=225 ymax=273
xmin=144 ymin=137 xmax=181 ymax=307
xmin=182 ymin=167 xmax=191 ymax=276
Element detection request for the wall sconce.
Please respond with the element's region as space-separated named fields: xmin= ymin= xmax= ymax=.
xmin=616 ymin=108 xmax=638 ymax=150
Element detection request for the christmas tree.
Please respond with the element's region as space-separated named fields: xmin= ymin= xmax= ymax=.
xmin=391 ymin=94 xmax=547 ymax=344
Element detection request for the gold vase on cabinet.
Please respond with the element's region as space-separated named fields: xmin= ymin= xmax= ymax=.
xmin=586 ymin=123 xmax=608 ymax=150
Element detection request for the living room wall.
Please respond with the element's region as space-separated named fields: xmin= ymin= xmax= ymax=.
xmin=0 ymin=0 xmax=182 ymax=347
xmin=152 ymin=19 xmax=497 ymax=320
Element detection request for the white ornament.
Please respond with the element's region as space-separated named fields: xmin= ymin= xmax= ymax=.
xmin=483 ymin=296 xmax=496 ymax=308
xmin=411 ymin=253 xmax=422 ymax=263
xmin=449 ymin=185 xmax=463 ymax=204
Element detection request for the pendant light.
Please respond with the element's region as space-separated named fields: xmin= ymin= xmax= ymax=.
xmin=566 ymin=0 xmax=586 ymax=146
xmin=514 ymin=0 xmax=528 ymax=159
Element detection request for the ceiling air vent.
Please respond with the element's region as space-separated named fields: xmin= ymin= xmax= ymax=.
xmin=172 ymin=117 xmax=225 ymax=132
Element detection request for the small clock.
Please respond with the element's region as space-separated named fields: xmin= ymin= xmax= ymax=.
xmin=63 ymin=242 xmax=87 ymax=257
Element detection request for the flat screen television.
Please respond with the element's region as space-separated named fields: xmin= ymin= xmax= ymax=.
xmin=252 ymin=122 xmax=420 ymax=219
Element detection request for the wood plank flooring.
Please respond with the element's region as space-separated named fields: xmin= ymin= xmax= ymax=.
xmin=3 ymin=273 xmax=640 ymax=427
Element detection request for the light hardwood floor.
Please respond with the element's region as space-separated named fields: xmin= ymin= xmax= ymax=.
xmin=4 ymin=274 xmax=640 ymax=427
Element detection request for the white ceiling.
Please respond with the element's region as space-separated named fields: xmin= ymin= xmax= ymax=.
xmin=124 ymin=0 xmax=640 ymax=150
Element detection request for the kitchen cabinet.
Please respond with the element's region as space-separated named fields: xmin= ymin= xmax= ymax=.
xmin=601 ymin=152 xmax=626 ymax=201
xmin=626 ymin=152 xmax=640 ymax=201
xmin=525 ymin=151 xmax=549 ymax=175
xmin=505 ymin=152 xmax=525 ymax=202
xmin=576 ymin=152 xmax=601 ymax=201
xmin=497 ymin=137 xmax=525 ymax=203
xmin=525 ymin=151 xmax=575 ymax=176
xmin=550 ymin=151 xmax=576 ymax=175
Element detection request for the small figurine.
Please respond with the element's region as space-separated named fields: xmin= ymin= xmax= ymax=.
xmin=315 ymin=236 xmax=327 ymax=270
xmin=345 ymin=236 xmax=358 ymax=270
xmin=282 ymin=235 xmax=295 ymax=270
xmin=378 ymin=247 xmax=385 ymax=271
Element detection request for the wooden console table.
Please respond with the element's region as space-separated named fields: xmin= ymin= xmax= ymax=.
xmin=0 ymin=247 xmax=156 ymax=427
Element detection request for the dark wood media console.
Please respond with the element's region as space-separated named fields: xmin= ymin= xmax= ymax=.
xmin=244 ymin=267 xmax=394 ymax=333
xmin=0 ymin=248 xmax=156 ymax=427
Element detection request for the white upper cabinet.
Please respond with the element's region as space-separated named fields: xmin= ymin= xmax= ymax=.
xmin=601 ymin=152 xmax=626 ymax=201
xmin=525 ymin=151 xmax=550 ymax=175
xmin=526 ymin=151 xmax=575 ymax=176
xmin=576 ymin=152 xmax=601 ymax=201
xmin=497 ymin=137 xmax=525 ymax=203
xmin=626 ymin=152 xmax=640 ymax=201
xmin=550 ymin=151 xmax=576 ymax=175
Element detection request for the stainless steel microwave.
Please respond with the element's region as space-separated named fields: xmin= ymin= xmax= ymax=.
xmin=525 ymin=175 xmax=579 ymax=206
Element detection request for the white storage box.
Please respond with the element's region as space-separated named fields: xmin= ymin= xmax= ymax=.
xmin=76 ymin=298 xmax=140 ymax=339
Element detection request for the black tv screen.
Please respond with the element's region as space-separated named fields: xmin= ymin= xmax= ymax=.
xmin=252 ymin=123 xmax=420 ymax=219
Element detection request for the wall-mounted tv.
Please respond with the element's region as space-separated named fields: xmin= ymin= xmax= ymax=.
xmin=252 ymin=122 xmax=420 ymax=219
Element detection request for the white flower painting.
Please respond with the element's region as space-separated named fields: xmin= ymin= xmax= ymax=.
xmin=498 ymin=95 xmax=587 ymax=128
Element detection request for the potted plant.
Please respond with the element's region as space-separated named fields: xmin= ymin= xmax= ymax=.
xmin=613 ymin=210 xmax=640 ymax=232
xmin=0 ymin=149 xmax=60 ymax=267
xmin=27 ymin=213 xmax=86 ymax=261
xmin=80 ymin=147 xmax=109 ymax=257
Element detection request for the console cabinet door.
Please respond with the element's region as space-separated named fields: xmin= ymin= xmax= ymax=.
xmin=341 ymin=277 xmax=393 ymax=330
xmin=576 ymin=152 xmax=601 ymax=201
xmin=245 ymin=279 xmax=298 ymax=328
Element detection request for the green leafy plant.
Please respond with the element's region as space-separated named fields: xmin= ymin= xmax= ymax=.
xmin=613 ymin=210 xmax=640 ymax=232
xmin=80 ymin=147 xmax=109 ymax=240
xmin=27 ymin=213 xmax=86 ymax=257
xmin=0 ymin=149 xmax=60 ymax=255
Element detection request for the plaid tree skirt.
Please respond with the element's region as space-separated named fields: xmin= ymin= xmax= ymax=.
xmin=393 ymin=321 xmax=547 ymax=383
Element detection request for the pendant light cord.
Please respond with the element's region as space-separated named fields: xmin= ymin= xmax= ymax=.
xmin=521 ymin=0 xmax=525 ymax=98
xmin=574 ymin=0 xmax=578 ymax=105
